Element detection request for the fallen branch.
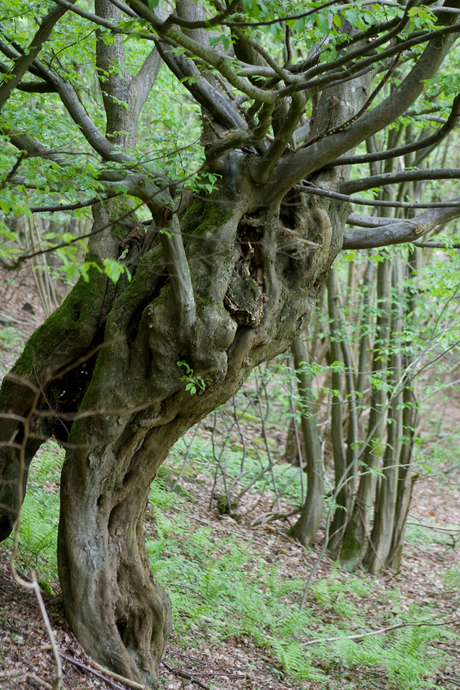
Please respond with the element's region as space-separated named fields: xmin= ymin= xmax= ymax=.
xmin=161 ymin=660 xmax=209 ymax=689
xmin=407 ymin=515 xmax=460 ymax=534
xmin=60 ymin=654 xmax=147 ymax=690
xmin=250 ymin=507 xmax=301 ymax=527
xmin=302 ymin=617 xmax=460 ymax=647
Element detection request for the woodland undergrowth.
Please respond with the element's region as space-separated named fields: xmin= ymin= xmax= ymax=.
xmin=3 ymin=434 xmax=459 ymax=690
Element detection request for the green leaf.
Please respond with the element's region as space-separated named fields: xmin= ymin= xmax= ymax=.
xmin=103 ymin=259 xmax=124 ymax=284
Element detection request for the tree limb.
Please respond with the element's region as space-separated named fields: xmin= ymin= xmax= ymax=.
xmin=127 ymin=0 xmax=279 ymax=105
xmin=297 ymin=183 xmax=460 ymax=211
xmin=252 ymin=92 xmax=306 ymax=183
xmin=31 ymin=57 xmax=136 ymax=165
xmin=156 ymin=42 xmax=246 ymax=131
xmin=340 ymin=167 xmax=460 ymax=195
xmin=279 ymin=19 xmax=460 ymax=98
xmin=0 ymin=2 xmax=73 ymax=111
xmin=161 ymin=0 xmax=239 ymax=31
xmin=347 ymin=213 xmax=395 ymax=228
xmin=323 ymin=94 xmax=460 ymax=169
xmin=290 ymin=4 xmax=410 ymax=87
xmin=0 ymin=63 xmax=55 ymax=92
xmin=342 ymin=201 xmax=460 ymax=249
xmin=269 ymin=9 xmax=460 ymax=199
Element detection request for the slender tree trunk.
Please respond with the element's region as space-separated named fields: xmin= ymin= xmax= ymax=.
xmin=356 ymin=258 xmax=374 ymax=398
xmin=289 ymin=337 xmax=324 ymax=547
xmin=340 ymin=257 xmax=392 ymax=570
xmin=364 ymin=257 xmax=403 ymax=573
xmin=389 ymin=247 xmax=420 ymax=571
xmin=326 ymin=270 xmax=348 ymax=557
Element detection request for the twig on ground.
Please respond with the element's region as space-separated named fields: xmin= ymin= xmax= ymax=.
xmin=27 ymin=673 xmax=52 ymax=690
xmin=161 ymin=660 xmax=210 ymax=689
xmin=250 ymin=507 xmax=301 ymax=526
xmin=60 ymin=654 xmax=146 ymax=690
xmin=302 ymin=617 xmax=460 ymax=647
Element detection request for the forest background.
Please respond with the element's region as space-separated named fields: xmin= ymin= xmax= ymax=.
xmin=0 ymin=0 xmax=460 ymax=688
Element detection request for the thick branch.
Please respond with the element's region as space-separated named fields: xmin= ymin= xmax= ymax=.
xmin=204 ymin=101 xmax=273 ymax=160
xmin=342 ymin=201 xmax=460 ymax=249
xmin=31 ymin=57 xmax=135 ymax=166
xmin=2 ymin=126 xmax=71 ymax=165
xmin=156 ymin=42 xmax=246 ymax=131
xmin=269 ymin=10 xmax=460 ymax=199
xmin=0 ymin=63 xmax=55 ymax=92
xmin=130 ymin=46 xmax=162 ymax=120
xmin=155 ymin=208 xmax=196 ymax=335
xmin=127 ymin=0 xmax=278 ymax=105
xmin=347 ymin=213 xmax=395 ymax=228
xmin=340 ymin=168 xmax=460 ymax=195
xmin=297 ymin=184 xmax=460 ymax=210
xmin=252 ymin=93 xmax=306 ymax=183
xmin=323 ymin=94 xmax=460 ymax=169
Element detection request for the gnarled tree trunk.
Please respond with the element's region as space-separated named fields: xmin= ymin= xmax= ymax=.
xmin=1 ymin=0 xmax=459 ymax=684
xmin=0 ymin=179 xmax=342 ymax=683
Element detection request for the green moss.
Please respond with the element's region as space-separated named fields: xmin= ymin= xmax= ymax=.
xmin=149 ymin=284 xmax=171 ymax=310
xmin=182 ymin=198 xmax=232 ymax=239
xmin=13 ymin=267 xmax=106 ymax=380
xmin=339 ymin=535 xmax=363 ymax=571
xmin=101 ymin=197 xmax=141 ymax=243
xmin=195 ymin=294 xmax=214 ymax=307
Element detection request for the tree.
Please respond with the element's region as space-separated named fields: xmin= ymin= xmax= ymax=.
xmin=1 ymin=0 xmax=460 ymax=685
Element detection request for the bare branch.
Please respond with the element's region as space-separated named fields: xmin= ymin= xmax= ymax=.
xmin=302 ymin=617 xmax=460 ymax=648
xmin=269 ymin=12 xmax=460 ymax=199
xmin=341 ymin=167 xmax=460 ymax=195
xmin=342 ymin=200 xmax=460 ymax=249
xmin=413 ymin=240 xmax=460 ymax=248
xmin=323 ymin=94 xmax=460 ymax=170
xmin=219 ymin=0 xmax=349 ymax=29
xmin=127 ymin=0 xmax=278 ymax=105
xmin=252 ymin=93 xmax=306 ymax=183
xmin=279 ymin=20 xmax=460 ymax=98
xmin=29 ymin=194 xmax=118 ymax=213
xmin=156 ymin=42 xmax=246 ymax=131
xmin=162 ymin=0 xmax=239 ymax=31
xmin=289 ymin=4 xmax=409 ymax=88
xmin=347 ymin=213 xmax=395 ymax=228
xmin=297 ymin=183 xmax=460 ymax=210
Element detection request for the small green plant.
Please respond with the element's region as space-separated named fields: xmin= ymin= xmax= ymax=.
xmin=177 ymin=360 xmax=206 ymax=395
xmin=0 ymin=326 xmax=24 ymax=352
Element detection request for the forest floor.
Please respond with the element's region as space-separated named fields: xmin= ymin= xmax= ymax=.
xmin=0 ymin=265 xmax=459 ymax=690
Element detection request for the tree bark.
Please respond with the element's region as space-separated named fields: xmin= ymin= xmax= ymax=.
xmin=363 ymin=257 xmax=403 ymax=573
xmin=289 ymin=337 xmax=324 ymax=547
xmin=340 ymin=257 xmax=392 ymax=571
xmin=0 ymin=179 xmax=344 ymax=683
